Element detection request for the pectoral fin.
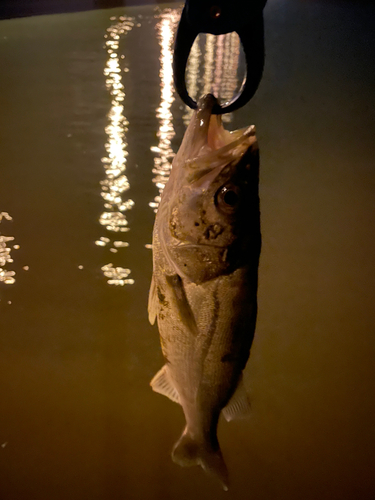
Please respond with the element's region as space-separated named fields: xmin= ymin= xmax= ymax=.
xmin=150 ymin=364 xmax=180 ymax=404
xmin=165 ymin=274 xmax=198 ymax=336
xmin=148 ymin=275 xmax=157 ymax=325
xmin=222 ymin=376 xmax=251 ymax=422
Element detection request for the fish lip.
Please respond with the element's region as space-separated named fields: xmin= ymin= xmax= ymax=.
xmin=172 ymin=94 xmax=217 ymax=163
xmin=196 ymin=94 xmax=218 ymax=122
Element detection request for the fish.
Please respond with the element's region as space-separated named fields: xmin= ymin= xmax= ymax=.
xmin=148 ymin=93 xmax=261 ymax=490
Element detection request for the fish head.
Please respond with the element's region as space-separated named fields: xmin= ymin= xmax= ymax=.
xmin=159 ymin=95 xmax=260 ymax=283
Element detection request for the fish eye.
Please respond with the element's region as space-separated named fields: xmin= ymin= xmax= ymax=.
xmin=216 ymin=185 xmax=240 ymax=213
xmin=223 ymin=189 xmax=239 ymax=206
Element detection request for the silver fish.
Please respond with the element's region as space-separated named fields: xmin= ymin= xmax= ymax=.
xmin=148 ymin=94 xmax=261 ymax=490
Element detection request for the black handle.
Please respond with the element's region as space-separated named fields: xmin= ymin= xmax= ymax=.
xmin=173 ymin=1 xmax=267 ymax=114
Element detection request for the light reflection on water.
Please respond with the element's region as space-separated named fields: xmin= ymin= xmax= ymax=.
xmin=0 ymin=212 xmax=29 ymax=294
xmin=149 ymin=9 xmax=180 ymax=214
xmin=0 ymin=212 xmax=16 ymax=285
xmin=182 ymin=31 xmax=201 ymax=125
xmin=216 ymin=32 xmax=241 ymax=120
xmin=98 ymin=15 xmax=136 ymax=286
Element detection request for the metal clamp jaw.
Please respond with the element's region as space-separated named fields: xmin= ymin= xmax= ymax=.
xmin=173 ymin=0 xmax=267 ymax=114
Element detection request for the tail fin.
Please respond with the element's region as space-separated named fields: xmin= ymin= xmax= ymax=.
xmin=172 ymin=428 xmax=229 ymax=491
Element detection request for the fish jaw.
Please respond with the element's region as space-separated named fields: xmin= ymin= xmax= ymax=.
xmin=172 ymin=94 xmax=253 ymax=169
xmin=171 ymin=94 xmax=227 ymax=166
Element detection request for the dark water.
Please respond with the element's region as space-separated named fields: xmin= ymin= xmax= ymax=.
xmin=1 ymin=1 xmax=375 ymax=499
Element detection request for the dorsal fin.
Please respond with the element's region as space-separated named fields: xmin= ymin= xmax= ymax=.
xmin=150 ymin=364 xmax=180 ymax=404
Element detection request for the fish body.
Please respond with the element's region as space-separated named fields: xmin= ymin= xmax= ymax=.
xmin=149 ymin=94 xmax=261 ymax=489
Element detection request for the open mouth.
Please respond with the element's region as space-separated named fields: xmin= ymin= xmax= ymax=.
xmin=176 ymin=94 xmax=256 ymax=171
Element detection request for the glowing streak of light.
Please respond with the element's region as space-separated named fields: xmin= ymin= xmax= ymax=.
xmin=212 ymin=34 xmax=224 ymax=98
xmin=99 ymin=16 xmax=135 ymax=285
xmin=183 ymin=36 xmax=201 ymax=126
xmin=0 ymin=212 xmax=15 ymax=285
xmin=183 ymin=32 xmax=242 ymax=126
xmin=221 ymin=32 xmax=241 ymax=123
xmin=149 ymin=9 xmax=180 ymax=214
xmin=203 ymin=34 xmax=215 ymax=96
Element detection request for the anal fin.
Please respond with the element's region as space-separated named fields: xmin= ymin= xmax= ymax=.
xmin=150 ymin=364 xmax=180 ymax=404
xmin=222 ymin=376 xmax=251 ymax=422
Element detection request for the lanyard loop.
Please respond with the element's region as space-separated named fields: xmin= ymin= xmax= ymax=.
xmin=173 ymin=1 xmax=267 ymax=114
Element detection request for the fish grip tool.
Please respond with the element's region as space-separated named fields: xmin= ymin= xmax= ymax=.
xmin=173 ymin=0 xmax=267 ymax=114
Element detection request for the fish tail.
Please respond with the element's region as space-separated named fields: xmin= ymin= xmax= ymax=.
xmin=172 ymin=428 xmax=229 ymax=491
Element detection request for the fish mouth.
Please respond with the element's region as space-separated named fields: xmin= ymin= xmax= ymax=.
xmin=179 ymin=94 xmax=257 ymax=172
xmin=186 ymin=124 xmax=256 ymax=177
xmin=172 ymin=94 xmax=256 ymax=173
xmin=195 ymin=94 xmax=255 ymax=159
